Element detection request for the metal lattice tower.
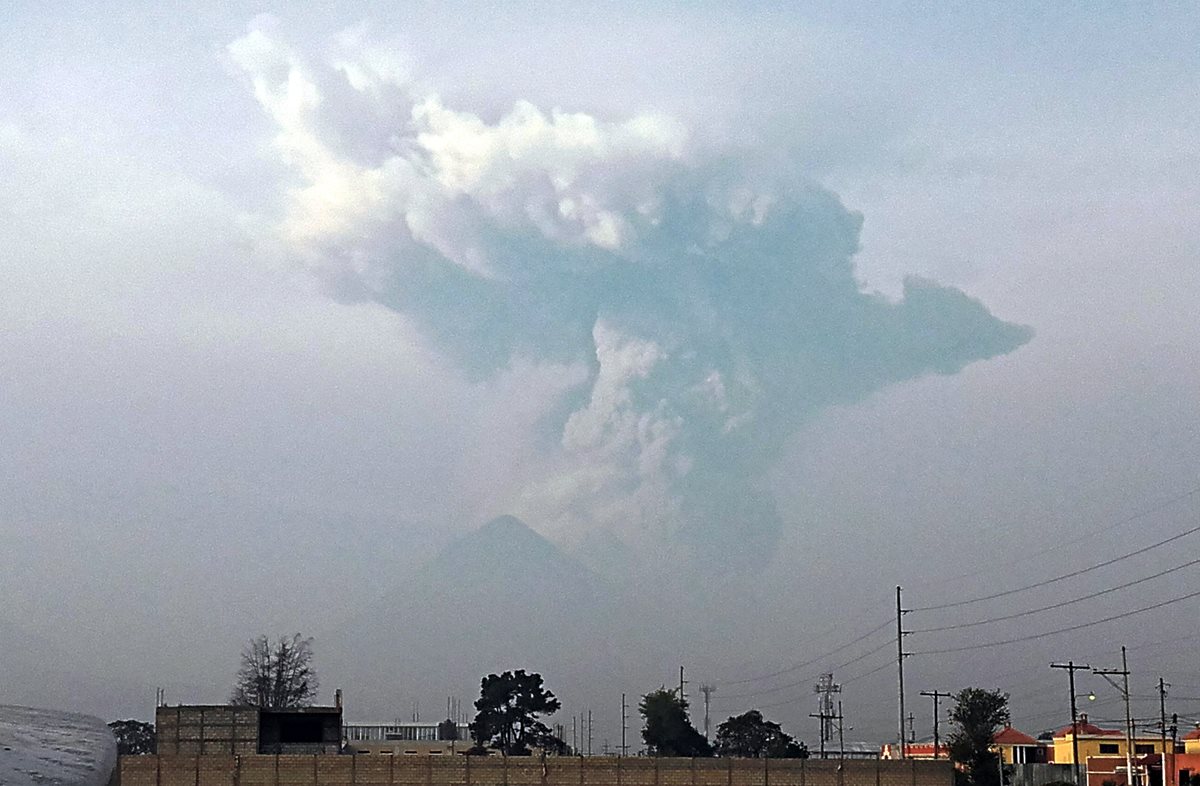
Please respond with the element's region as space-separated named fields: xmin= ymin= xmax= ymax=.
xmin=813 ymin=674 xmax=842 ymax=750
xmin=699 ymin=685 xmax=716 ymax=742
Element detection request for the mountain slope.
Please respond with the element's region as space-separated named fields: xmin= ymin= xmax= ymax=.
xmin=330 ymin=516 xmax=629 ymax=717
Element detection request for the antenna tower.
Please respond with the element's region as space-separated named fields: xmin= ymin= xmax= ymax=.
xmin=699 ymin=684 xmax=716 ymax=742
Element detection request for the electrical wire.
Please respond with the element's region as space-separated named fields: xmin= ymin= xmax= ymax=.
xmin=906 ymin=485 xmax=1200 ymax=591
xmin=911 ymin=520 xmax=1200 ymax=612
xmin=841 ymin=659 xmax=895 ymax=686
xmin=714 ymin=616 xmax=892 ymax=687
xmin=1106 ymin=631 xmax=1200 ymax=655
xmin=910 ymin=587 xmax=1200 ymax=655
xmin=910 ymin=556 xmax=1200 ymax=633
xmin=756 ymin=652 xmax=896 ymax=710
xmin=715 ymin=638 xmax=894 ymax=700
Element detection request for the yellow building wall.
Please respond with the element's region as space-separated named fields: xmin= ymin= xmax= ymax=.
xmin=1052 ymin=735 xmax=1169 ymax=764
xmin=1184 ymin=738 xmax=1200 ymax=755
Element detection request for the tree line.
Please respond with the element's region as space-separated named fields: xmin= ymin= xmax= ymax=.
xmin=110 ymin=631 xmax=1017 ymax=786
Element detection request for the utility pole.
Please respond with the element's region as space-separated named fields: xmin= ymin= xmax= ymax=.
xmin=1052 ymin=661 xmax=1091 ymax=786
xmin=573 ymin=715 xmax=578 ymax=755
xmin=908 ymin=713 xmax=916 ymax=744
xmin=809 ymin=710 xmax=832 ymax=759
xmin=920 ymin=690 xmax=952 ymax=759
xmin=1094 ymin=648 xmax=1135 ymax=786
xmin=588 ymin=709 xmax=593 ymax=757
xmin=896 ymin=586 xmax=909 ymax=759
xmin=837 ymin=701 xmax=846 ymax=762
xmin=700 ymin=684 xmax=715 ymax=743
xmin=621 ymin=693 xmax=628 ymax=757
xmin=1159 ymin=678 xmax=1170 ymax=786
xmin=680 ymin=666 xmax=687 ymax=707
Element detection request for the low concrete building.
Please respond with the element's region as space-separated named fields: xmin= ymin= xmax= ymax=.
xmin=343 ymin=721 xmax=472 ymax=755
xmin=155 ymin=703 xmax=343 ymax=755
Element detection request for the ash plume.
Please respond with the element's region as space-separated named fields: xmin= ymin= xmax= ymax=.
xmin=229 ymin=18 xmax=1032 ymax=567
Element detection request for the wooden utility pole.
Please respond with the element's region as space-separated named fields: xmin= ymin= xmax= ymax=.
xmin=837 ymin=701 xmax=845 ymax=762
xmin=1094 ymin=649 xmax=1135 ymax=786
xmin=621 ymin=693 xmax=628 ymax=757
xmin=809 ymin=710 xmax=832 ymax=759
xmin=1159 ymin=678 xmax=1170 ymax=786
xmin=1051 ymin=661 xmax=1091 ymax=786
xmin=896 ymin=586 xmax=909 ymax=759
xmin=920 ymin=690 xmax=952 ymax=759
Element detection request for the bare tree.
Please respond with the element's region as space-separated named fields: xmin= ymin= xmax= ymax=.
xmin=230 ymin=633 xmax=319 ymax=708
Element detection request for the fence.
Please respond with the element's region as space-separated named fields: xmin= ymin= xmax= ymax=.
xmin=119 ymin=755 xmax=954 ymax=786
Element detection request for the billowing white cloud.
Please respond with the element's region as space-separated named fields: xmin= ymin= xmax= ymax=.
xmin=228 ymin=17 xmax=687 ymax=281
xmin=229 ymin=18 xmax=1031 ymax=565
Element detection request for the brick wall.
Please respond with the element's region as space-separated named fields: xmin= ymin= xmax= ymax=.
xmin=156 ymin=706 xmax=260 ymax=756
xmin=120 ymin=756 xmax=953 ymax=786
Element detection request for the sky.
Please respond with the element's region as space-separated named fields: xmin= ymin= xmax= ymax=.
xmin=2 ymin=1 xmax=1199 ymax=749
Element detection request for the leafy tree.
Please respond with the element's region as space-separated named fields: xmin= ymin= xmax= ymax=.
xmin=639 ymin=688 xmax=712 ymax=757
xmin=947 ymin=688 xmax=1009 ymax=786
xmin=108 ymin=719 xmax=156 ymax=755
xmin=469 ymin=669 xmax=562 ymax=755
xmin=715 ymin=710 xmax=808 ymax=758
xmin=230 ymin=633 xmax=319 ymax=708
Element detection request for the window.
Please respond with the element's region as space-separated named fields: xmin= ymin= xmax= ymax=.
xmin=1136 ymin=745 xmax=1155 ymax=755
xmin=1100 ymin=744 xmax=1120 ymax=754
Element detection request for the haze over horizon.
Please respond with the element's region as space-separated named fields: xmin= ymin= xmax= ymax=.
xmin=2 ymin=1 xmax=1199 ymax=750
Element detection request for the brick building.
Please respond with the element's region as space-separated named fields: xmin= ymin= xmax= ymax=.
xmin=155 ymin=704 xmax=343 ymax=756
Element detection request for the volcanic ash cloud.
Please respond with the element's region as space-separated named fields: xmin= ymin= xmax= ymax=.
xmin=229 ymin=18 xmax=1032 ymax=566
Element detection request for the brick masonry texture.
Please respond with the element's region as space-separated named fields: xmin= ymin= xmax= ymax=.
xmin=120 ymin=756 xmax=953 ymax=786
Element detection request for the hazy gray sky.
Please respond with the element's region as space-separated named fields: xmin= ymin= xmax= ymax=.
xmin=2 ymin=1 xmax=1198 ymax=746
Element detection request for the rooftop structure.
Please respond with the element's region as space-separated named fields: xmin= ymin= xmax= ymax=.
xmin=155 ymin=703 xmax=343 ymax=755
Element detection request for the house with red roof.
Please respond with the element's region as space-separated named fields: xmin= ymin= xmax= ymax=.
xmin=994 ymin=725 xmax=1046 ymax=764
xmin=882 ymin=725 xmax=1044 ymax=764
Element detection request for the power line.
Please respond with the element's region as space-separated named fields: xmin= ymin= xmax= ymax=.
xmin=715 ymin=616 xmax=892 ymax=687
xmin=842 ymin=659 xmax=896 ymax=685
xmin=756 ymin=651 xmax=897 ymax=711
xmin=716 ymin=638 xmax=894 ymax=700
xmin=1108 ymin=631 xmax=1200 ymax=655
xmin=907 ymin=485 xmax=1200 ymax=591
xmin=910 ymin=556 xmax=1200 ymax=633
xmin=910 ymin=587 xmax=1200 ymax=655
xmin=912 ymin=520 xmax=1200 ymax=612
